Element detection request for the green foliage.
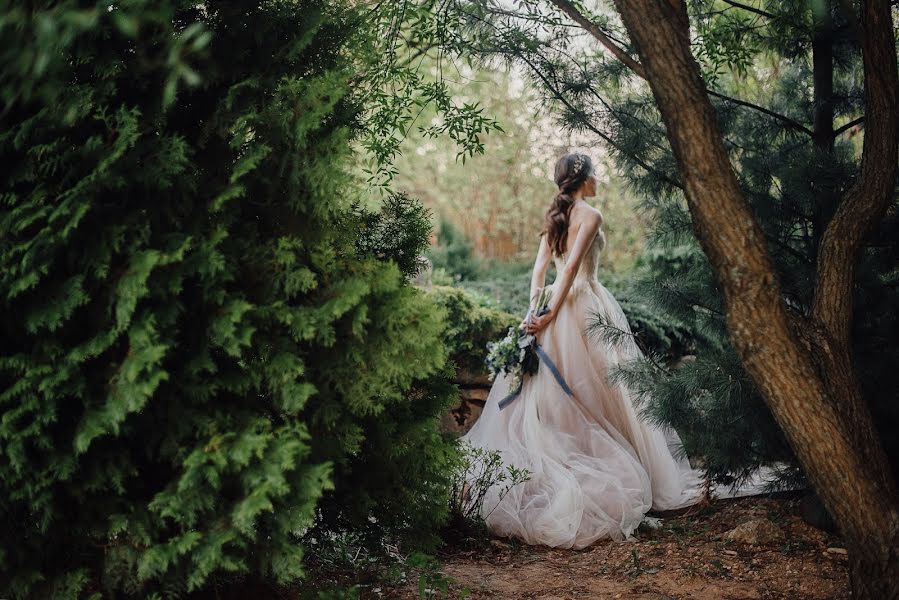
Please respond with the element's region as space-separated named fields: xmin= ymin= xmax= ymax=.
xmin=0 ymin=1 xmax=460 ymax=597
xmin=458 ymin=260 xmax=536 ymax=316
xmin=349 ymin=192 xmax=434 ymax=278
xmin=851 ymin=212 xmax=899 ymax=479
xmin=310 ymin=355 xmax=460 ymax=554
xmin=693 ymin=2 xmax=760 ymax=87
xmin=303 ymin=588 xmax=362 ymax=600
xmin=356 ymin=0 xmax=504 ymax=188
xmin=424 ymin=286 xmax=518 ymax=374
xmin=427 ymin=220 xmax=536 ymax=314
xmin=599 ymin=260 xmax=699 ymax=361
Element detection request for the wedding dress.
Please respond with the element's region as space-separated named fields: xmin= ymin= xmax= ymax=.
xmin=459 ymin=230 xmax=708 ymax=549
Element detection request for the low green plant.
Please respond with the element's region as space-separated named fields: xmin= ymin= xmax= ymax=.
xmin=303 ymin=589 xmax=361 ymax=600
xmin=405 ymin=552 xmax=466 ymax=599
xmin=445 ymin=441 xmax=531 ymax=545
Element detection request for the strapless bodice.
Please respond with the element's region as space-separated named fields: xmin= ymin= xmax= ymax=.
xmin=553 ymin=230 xmax=603 ymax=282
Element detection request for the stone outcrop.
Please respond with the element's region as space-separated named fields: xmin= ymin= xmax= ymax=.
xmin=442 ymin=368 xmax=492 ymax=434
xmin=723 ymin=518 xmax=785 ymax=546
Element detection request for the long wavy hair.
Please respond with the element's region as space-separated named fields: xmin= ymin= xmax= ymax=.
xmin=543 ymin=152 xmax=593 ymax=257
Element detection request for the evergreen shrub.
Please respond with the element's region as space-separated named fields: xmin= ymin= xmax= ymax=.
xmin=424 ymin=285 xmax=518 ymax=376
xmin=0 ymin=2 xmax=457 ymax=597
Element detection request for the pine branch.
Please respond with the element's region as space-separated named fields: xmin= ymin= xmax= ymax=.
xmin=529 ymin=49 xmax=683 ymax=189
xmin=458 ymin=8 xmax=684 ymax=190
xmin=586 ymin=311 xmax=672 ymax=375
xmin=547 ymin=0 xmax=647 ymax=79
xmin=539 ymin=1 xmax=818 ymax=141
xmin=548 ymin=43 xmax=676 ymax=159
xmin=708 ymin=89 xmax=814 ymax=136
xmin=719 ymin=0 xmax=778 ymax=19
xmin=762 ymin=230 xmax=814 ymax=266
xmin=658 ymin=281 xmax=726 ymax=318
xmin=590 ymin=93 xmax=682 ymax=163
xmin=834 ymin=115 xmax=864 ymax=136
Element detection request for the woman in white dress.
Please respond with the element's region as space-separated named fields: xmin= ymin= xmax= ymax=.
xmin=459 ymin=152 xmax=704 ymax=549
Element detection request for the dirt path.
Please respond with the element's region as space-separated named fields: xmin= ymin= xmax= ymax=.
xmin=393 ymin=496 xmax=849 ymax=599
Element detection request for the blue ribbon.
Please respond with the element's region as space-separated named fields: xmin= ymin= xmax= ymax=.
xmin=497 ymin=343 xmax=574 ymax=410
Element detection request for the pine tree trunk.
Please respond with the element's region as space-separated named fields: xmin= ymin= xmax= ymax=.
xmin=610 ymin=1 xmax=899 ymax=597
xmin=851 ymin=554 xmax=899 ymax=600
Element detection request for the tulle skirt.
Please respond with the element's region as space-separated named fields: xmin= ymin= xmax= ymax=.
xmin=459 ymin=276 xmax=705 ymax=549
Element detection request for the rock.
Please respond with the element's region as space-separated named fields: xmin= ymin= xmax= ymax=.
xmin=460 ymin=387 xmax=490 ymax=403
xmin=723 ymin=519 xmax=785 ymax=546
xmin=639 ymin=515 xmax=663 ymax=530
xmin=439 ymin=394 xmax=484 ymax=435
xmin=723 ymin=550 xmax=738 ymax=556
xmin=439 ymin=411 xmax=462 ymax=434
xmin=462 ymin=401 xmax=483 ymax=429
xmin=826 ymin=547 xmax=847 ymax=555
xmin=455 ymin=368 xmax=493 ymax=387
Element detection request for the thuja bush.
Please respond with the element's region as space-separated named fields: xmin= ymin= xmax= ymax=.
xmin=424 ymin=285 xmax=518 ymax=375
xmin=0 ymin=1 xmax=457 ymax=597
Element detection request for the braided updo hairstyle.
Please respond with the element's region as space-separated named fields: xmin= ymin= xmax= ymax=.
xmin=544 ymin=152 xmax=593 ymax=257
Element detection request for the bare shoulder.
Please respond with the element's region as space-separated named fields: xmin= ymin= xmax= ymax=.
xmin=571 ymin=202 xmax=604 ymax=228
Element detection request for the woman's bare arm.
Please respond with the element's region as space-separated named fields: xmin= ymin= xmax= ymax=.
xmin=528 ymin=234 xmax=552 ymax=314
xmin=525 ymin=209 xmax=603 ymax=334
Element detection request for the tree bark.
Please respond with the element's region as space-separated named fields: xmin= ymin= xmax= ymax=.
xmin=610 ymin=0 xmax=899 ymax=597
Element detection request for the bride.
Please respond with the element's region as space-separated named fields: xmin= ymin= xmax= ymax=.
xmin=459 ymin=152 xmax=706 ymax=549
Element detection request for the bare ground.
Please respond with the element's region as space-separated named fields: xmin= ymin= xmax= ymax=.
xmin=383 ymin=495 xmax=849 ymax=599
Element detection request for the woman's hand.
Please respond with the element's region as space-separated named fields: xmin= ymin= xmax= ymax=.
xmin=524 ymin=308 xmax=554 ymax=335
xmin=519 ymin=309 xmax=534 ymax=331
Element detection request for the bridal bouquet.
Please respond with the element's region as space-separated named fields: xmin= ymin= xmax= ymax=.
xmin=485 ymin=287 xmax=554 ymax=392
